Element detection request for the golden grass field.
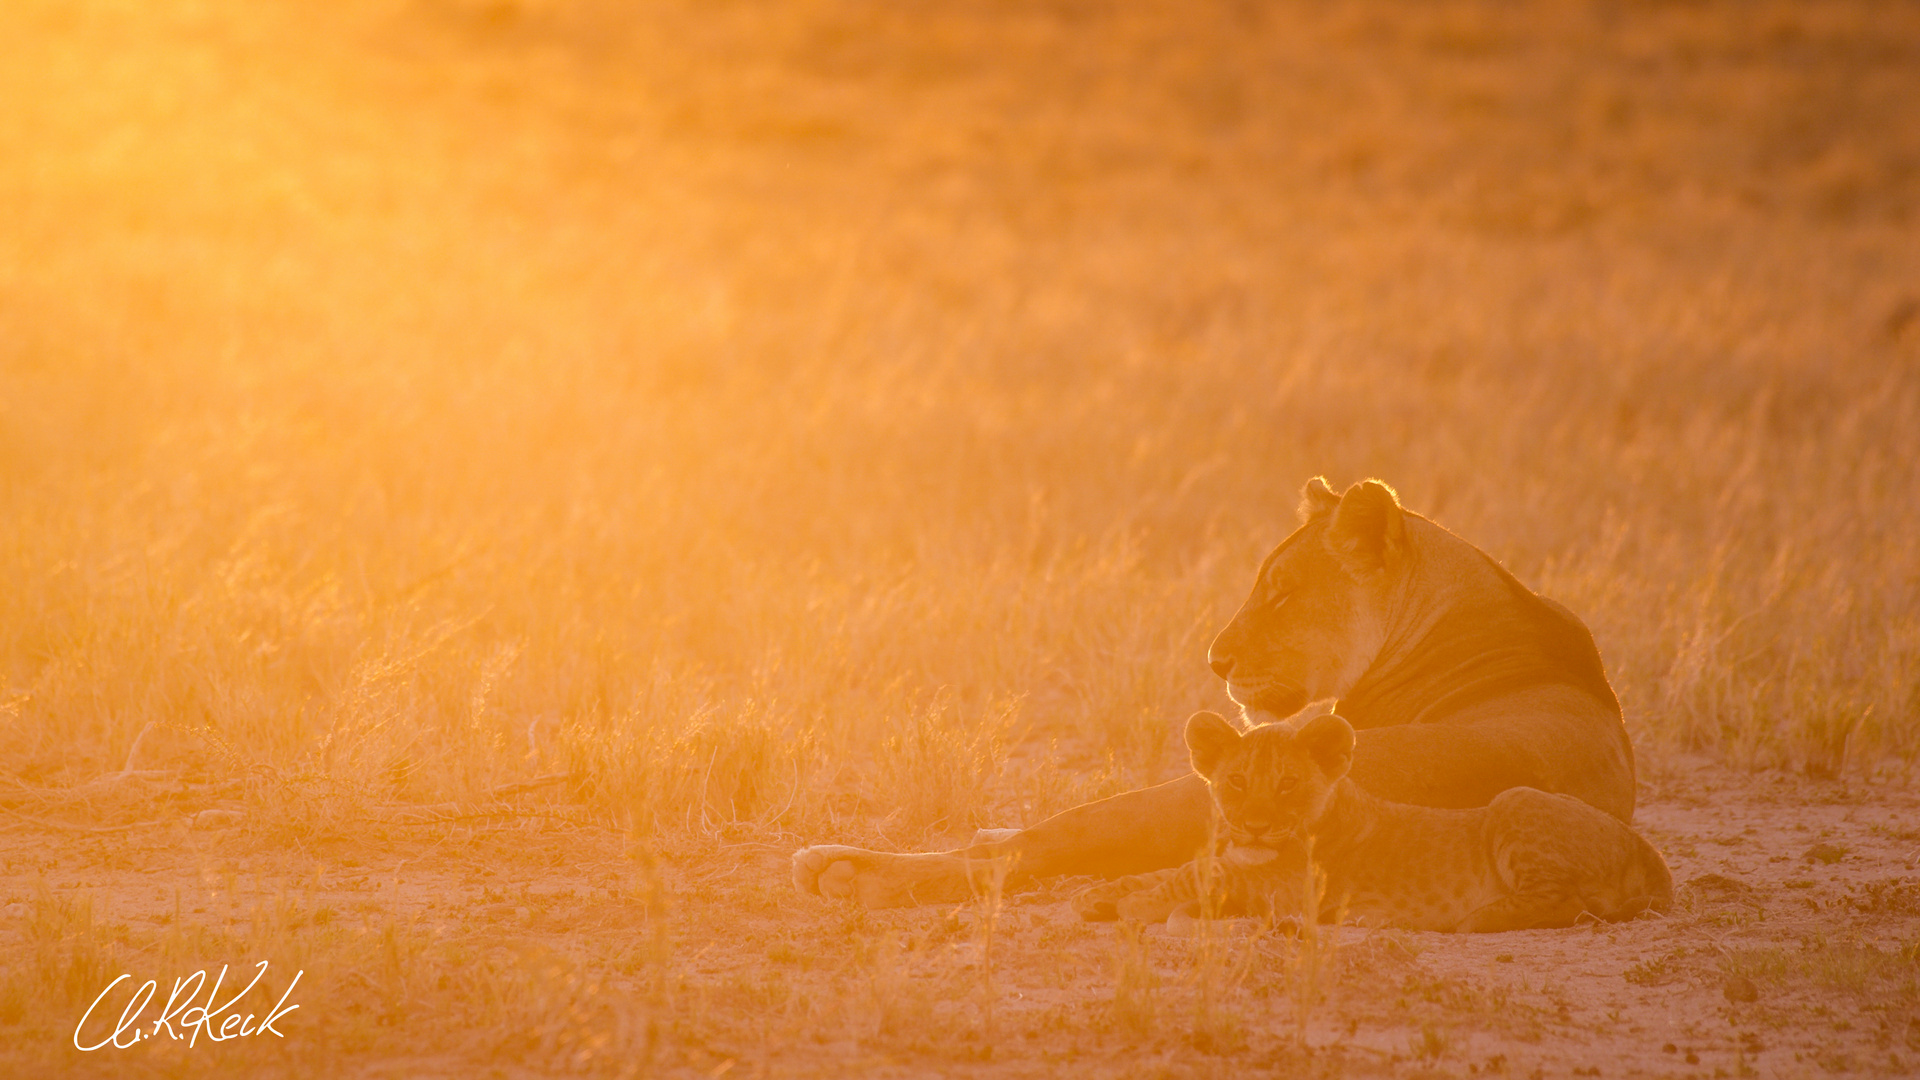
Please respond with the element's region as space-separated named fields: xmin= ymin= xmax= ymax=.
xmin=4 ymin=0 xmax=1920 ymax=1076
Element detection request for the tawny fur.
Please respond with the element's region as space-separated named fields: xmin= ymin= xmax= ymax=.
xmin=1080 ymin=711 xmax=1673 ymax=932
xmin=795 ymin=477 xmax=1641 ymax=909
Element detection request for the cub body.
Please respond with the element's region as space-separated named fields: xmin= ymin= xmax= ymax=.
xmin=1081 ymin=834 xmax=1313 ymax=926
xmin=1083 ymin=711 xmax=1672 ymax=932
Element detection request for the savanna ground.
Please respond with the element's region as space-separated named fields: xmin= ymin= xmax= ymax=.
xmin=4 ymin=0 xmax=1920 ymax=1076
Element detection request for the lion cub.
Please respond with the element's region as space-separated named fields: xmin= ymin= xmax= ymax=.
xmin=1080 ymin=711 xmax=1672 ymax=932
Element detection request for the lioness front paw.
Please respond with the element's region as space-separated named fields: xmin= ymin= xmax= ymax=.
xmin=792 ymin=845 xmax=869 ymax=901
xmin=790 ymin=845 xmax=971 ymax=909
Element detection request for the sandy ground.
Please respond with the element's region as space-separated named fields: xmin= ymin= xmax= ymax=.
xmin=6 ymin=757 xmax=1918 ymax=1078
xmin=4 ymin=2 xmax=1919 ymax=1077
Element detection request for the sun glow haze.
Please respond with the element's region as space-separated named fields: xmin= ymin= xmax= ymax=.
xmin=4 ymin=0 xmax=1919 ymax=1074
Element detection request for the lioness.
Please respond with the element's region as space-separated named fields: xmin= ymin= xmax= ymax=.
xmin=792 ymin=478 xmax=1638 ymax=908
xmin=1079 ymin=711 xmax=1672 ymax=931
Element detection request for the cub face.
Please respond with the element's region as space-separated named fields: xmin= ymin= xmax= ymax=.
xmin=1205 ymin=477 xmax=1407 ymax=723
xmin=1184 ymin=711 xmax=1357 ymax=847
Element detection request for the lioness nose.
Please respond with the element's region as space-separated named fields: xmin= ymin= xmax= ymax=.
xmin=1208 ymin=653 xmax=1234 ymax=680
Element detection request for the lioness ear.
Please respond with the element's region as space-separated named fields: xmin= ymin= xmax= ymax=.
xmin=1295 ymin=713 xmax=1356 ymax=780
xmin=1325 ymin=479 xmax=1407 ymax=570
xmin=1185 ymin=711 xmax=1241 ymax=779
xmin=1297 ymin=476 xmax=1341 ymax=524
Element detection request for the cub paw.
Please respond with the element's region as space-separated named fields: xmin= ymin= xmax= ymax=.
xmin=1075 ymin=878 xmax=1147 ymax=922
xmin=1116 ymin=892 xmax=1187 ymax=924
xmin=1164 ymin=909 xmax=1201 ymax=937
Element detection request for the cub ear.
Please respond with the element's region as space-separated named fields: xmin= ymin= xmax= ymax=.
xmin=1294 ymin=713 xmax=1356 ymax=780
xmin=1325 ymin=479 xmax=1407 ymax=570
xmin=1297 ymin=476 xmax=1341 ymax=523
xmin=1185 ymin=711 xmax=1241 ymax=779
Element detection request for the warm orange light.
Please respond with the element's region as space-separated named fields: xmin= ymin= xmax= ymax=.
xmin=2 ymin=0 xmax=1916 ymax=1074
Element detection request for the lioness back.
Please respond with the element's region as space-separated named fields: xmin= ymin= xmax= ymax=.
xmin=1207 ymin=478 xmax=1637 ymax=821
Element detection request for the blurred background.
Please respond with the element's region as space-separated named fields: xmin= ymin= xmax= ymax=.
xmin=3 ymin=0 xmax=1917 ymax=844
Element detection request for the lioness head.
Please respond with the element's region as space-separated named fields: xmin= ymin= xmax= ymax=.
xmin=1206 ymin=477 xmax=1408 ymax=723
xmin=1184 ymin=710 xmax=1356 ymax=846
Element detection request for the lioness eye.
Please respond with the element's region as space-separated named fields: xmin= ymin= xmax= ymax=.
xmin=1226 ymin=774 xmax=1247 ymax=791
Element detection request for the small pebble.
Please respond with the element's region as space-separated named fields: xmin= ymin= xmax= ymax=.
xmin=1803 ymin=842 xmax=1846 ymax=865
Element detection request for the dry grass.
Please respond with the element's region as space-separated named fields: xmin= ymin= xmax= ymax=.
xmin=3 ymin=0 xmax=1919 ymax=1075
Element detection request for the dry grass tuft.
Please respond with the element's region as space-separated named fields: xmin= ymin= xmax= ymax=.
xmin=4 ymin=0 xmax=1920 ymax=1074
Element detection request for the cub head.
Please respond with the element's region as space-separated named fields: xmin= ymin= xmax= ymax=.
xmin=1206 ymin=477 xmax=1408 ymax=723
xmin=1185 ymin=710 xmax=1356 ymax=846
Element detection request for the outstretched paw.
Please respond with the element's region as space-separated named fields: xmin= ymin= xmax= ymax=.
xmin=792 ymin=845 xmax=868 ymax=901
xmin=790 ymin=845 xmax=971 ymax=909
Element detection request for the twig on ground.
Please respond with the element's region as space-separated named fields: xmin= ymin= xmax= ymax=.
xmin=0 ymin=804 xmax=174 ymax=834
xmin=121 ymin=721 xmax=157 ymax=773
xmin=371 ymin=803 xmax=596 ymax=828
xmin=485 ymin=773 xmax=569 ymax=799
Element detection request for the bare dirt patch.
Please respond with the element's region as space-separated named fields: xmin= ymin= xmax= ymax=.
xmin=5 ymin=758 xmax=1916 ymax=1077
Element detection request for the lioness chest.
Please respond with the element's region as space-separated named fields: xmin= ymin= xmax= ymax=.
xmin=1314 ymin=805 xmax=1509 ymax=932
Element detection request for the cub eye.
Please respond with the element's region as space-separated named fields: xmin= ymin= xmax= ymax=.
xmin=1275 ymin=776 xmax=1299 ymax=794
xmin=1226 ymin=774 xmax=1248 ymax=791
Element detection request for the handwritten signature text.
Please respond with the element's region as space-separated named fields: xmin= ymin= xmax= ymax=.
xmin=73 ymin=961 xmax=303 ymax=1051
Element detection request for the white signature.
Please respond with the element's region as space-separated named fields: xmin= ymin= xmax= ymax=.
xmin=73 ymin=961 xmax=302 ymax=1051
